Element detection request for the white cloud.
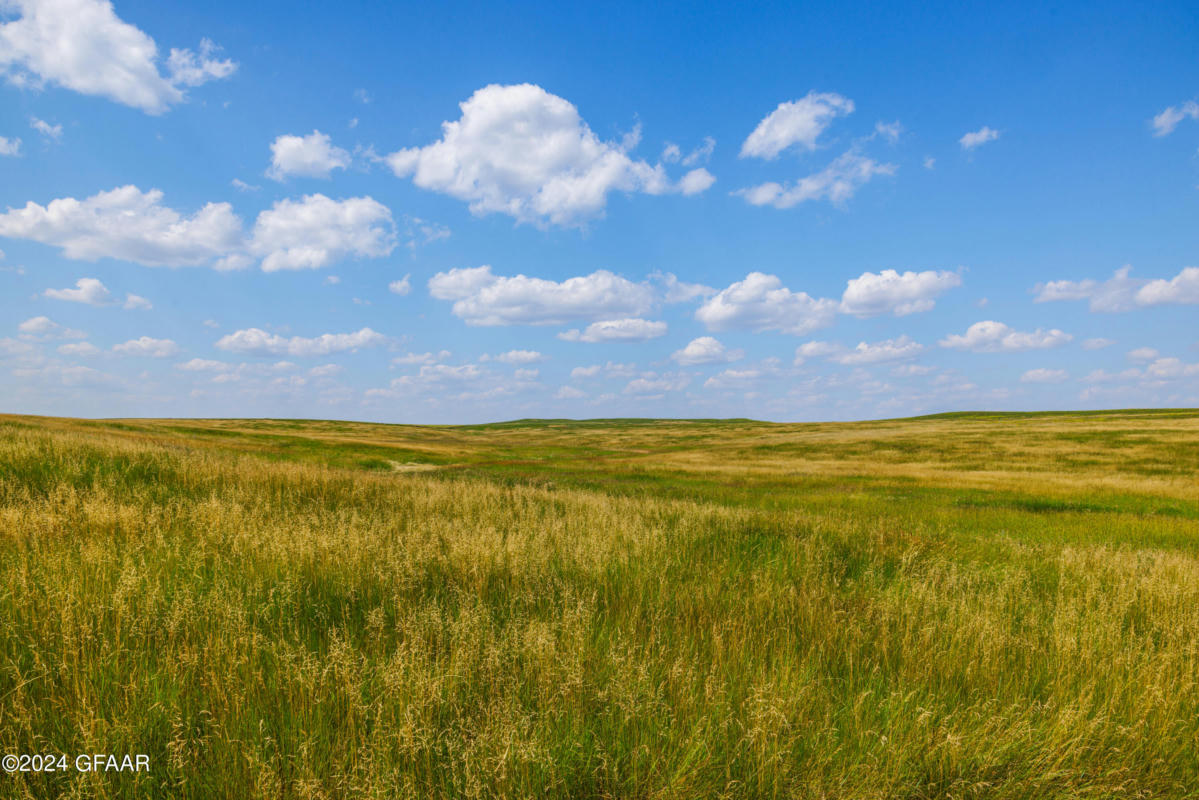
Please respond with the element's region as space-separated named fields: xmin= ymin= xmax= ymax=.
xmin=559 ymin=318 xmax=667 ymax=343
xmin=833 ymin=335 xmax=923 ymax=365
xmin=922 ymin=156 xmax=935 ymax=169
xmin=44 ymin=276 xmax=113 ymax=305
xmin=839 ymin=269 xmax=961 ymax=317
xmin=17 ymin=315 xmax=84 ymax=339
xmin=570 ymin=365 xmax=601 ymax=379
xmin=123 ymin=293 xmax=151 ymax=310
xmin=793 ymin=340 xmax=843 ymax=365
xmin=1127 ymin=347 xmax=1160 ymax=362
xmin=554 ymin=385 xmax=585 ymax=400
xmin=0 ymin=187 xmax=396 ymax=272
xmin=740 ymin=92 xmax=854 ymax=159
xmin=703 ymin=368 xmax=768 ymax=390
xmin=0 ymin=0 xmax=234 ymax=113
xmin=267 ymin=130 xmax=351 ymax=180
xmin=1081 ymin=337 xmax=1115 ymax=350
xmin=485 ymin=349 xmax=544 ymax=365
xmin=671 ymin=336 xmax=743 ymax=365
xmin=166 ymin=38 xmax=235 ymax=88
xmin=1152 ymin=101 xmax=1199 ymax=136
xmin=624 ymin=374 xmax=689 ymax=395
xmin=939 ymin=321 xmax=1072 ymax=352
xmin=249 ymin=194 xmax=395 ymax=271
xmin=652 ymin=271 xmax=716 ymax=303
xmin=391 ymin=350 xmax=451 ymax=366
xmin=428 ymin=265 xmax=655 ymax=326
xmin=388 ymin=274 xmax=411 ymax=296
xmin=1136 ymin=266 xmax=1199 ymax=306
xmin=231 ymin=179 xmax=259 ymax=192
xmin=112 ymin=336 xmax=178 ymax=357
xmin=177 ymin=358 xmax=228 ymax=371
xmin=215 ymin=327 xmax=388 ymax=357
xmin=0 ymin=185 xmax=242 ymax=267
xmin=1034 ymin=265 xmax=1199 ymax=311
xmin=1020 ymin=368 xmax=1068 ymax=383
xmin=0 ymin=135 xmax=19 ymax=156
xmin=57 ymin=341 xmax=99 ymax=356
xmin=959 ymin=126 xmax=1000 ymax=150
xmin=735 ymin=151 xmax=895 ymax=209
xmin=677 ymin=168 xmax=716 ymax=195
xmin=385 ymin=83 xmax=708 ymax=227
xmin=29 ymin=116 xmax=61 ymax=140
xmin=696 ymin=272 xmax=837 ymax=335
xmin=1144 ymin=357 xmax=1199 ymax=379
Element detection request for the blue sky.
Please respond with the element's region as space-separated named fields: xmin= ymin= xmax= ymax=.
xmin=1 ymin=0 xmax=1197 ymax=423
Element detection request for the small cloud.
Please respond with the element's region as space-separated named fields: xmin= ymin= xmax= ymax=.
xmin=1020 ymin=368 xmax=1069 ymax=384
xmin=0 ymin=137 xmax=21 ymax=157
xmin=559 ymin=318 xmax=667 ymax=343
xmin=1127 ymin=347 xmax=1160 ymax=362
xmin=1081 ymin=338 xmax=1115 ymax=350
xmin=959 ymin=126 xmax=1000 ymax=150
xmin=922 ymin=156 xmax=935 ymax=169
xmin=30 ymin=117 xmax=63 ymax=141
xmin=231 ymin=178 xmax=260 ymax=192
xmin=554 ymin=385 xmax=586 ymax=400
xmin=388 ymin=274 xmax=411 ymax=295
xmin=123 ymin=293 xmax=152 ymax=310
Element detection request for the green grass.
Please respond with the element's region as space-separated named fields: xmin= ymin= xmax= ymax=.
xmin=1 ymin=410 xmax=1198 ymax=798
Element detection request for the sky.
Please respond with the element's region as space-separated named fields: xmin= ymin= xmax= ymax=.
xmin=1 ymin=0 xmax=1197 ymax=423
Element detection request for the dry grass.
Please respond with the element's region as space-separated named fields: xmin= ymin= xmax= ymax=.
xmin=1 ymin=410 xmax=1198 ymax=798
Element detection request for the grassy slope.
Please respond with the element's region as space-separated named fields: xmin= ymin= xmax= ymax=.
xmin=0 ymin=410 xmax=1198 ymax=798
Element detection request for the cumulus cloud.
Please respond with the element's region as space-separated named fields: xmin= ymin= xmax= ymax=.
xmin=1034 ymin=265 xmax=1199 ymax=311
xmin=44 ymin=278 xmax=150 ymax=310
xmin=1127 ymin=347 xmax=1159 ymax=362
xmin=428 ymin=265 xmax=655 ymax=326
xmin=215 ymin=327 xmax=388 ymax=357
xmin=29 ymin=116 xmax=60 ymax=140
xmin=671 ymin=336 xmax=743 ymax=365
xmin=696 ymin=272 xmax=837 ymax=335
xmin=0 ymin=187 xmax=396 ymax=272
xmin=385 ymin=83 xmax=710 ymax=227
xmin=112 ymin=336 xmax=178 ymax=357
xmin=1144 ymin=357 xmax=1199 ymax=379
xmin=735 ymin=151 xmax=895 ymax=209
xmin=166 ymin=38 xmax=235 ymax=88
xmin=0 ymin=0 xmax=235 ymax=113
xmin=1152 ymin=101 xmax=1199 ymax=136
xmin=0 ymin=135 xmax=19 ymax=156
xmin=267 ymin=130 xmax=351 ymax=180
xmin=839 ymin=269 xmax=961 ymax=317
xmin=833 ymin=335 xmax=924 ymax=365
xmin=57 ymin=341 xmax=99 ymax=356
xmin=740 ymin=92 xmax=854 ymax=159
xmin=44 ymin=276 xmax=113 ymax=305
xmin=484 ymin=349 xmax=544 ymax=364
xmin=793 ymin=340 xmax=843 ymax=365
xmin=0 ymin=185 xmax=243 ymax=267
xmin=1081 ymin=337 xmax=1115 ymax=350
xmin=624 ymin=373 xmax=689 ymax=395
xmin=959 ymin=126 xmax=1000 ymax=150
xmin=939 ymin=320 xmax=1072 ymax=352
xmin=554 ymin=385 xmax=585 ymax=400
xmin=391 ymin=350 xmax=451 ymax=366
xmin=17 ymin=315 xmax=85 ymax=339
xmin=1020 ymin=368 xmax=1068 ymax=383
xmin=1136 ymin=267 xmax=1199 ymax=306
xmin=249 ymin=194 xmax=396 ymax=271
xmin=388 ymin=274 xmax=411 ymax=295
xmin=559 ymin=318 xmax=667 ymax=343
xmin=652 ymin=271 xmax=716 ymax=303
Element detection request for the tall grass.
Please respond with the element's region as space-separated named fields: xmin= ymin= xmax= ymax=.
xmin=1 ymin=412 xmax=1198 ymax=798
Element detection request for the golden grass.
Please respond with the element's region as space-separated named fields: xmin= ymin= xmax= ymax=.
xmin=0 ymin=410 xmax=1197 ymax=798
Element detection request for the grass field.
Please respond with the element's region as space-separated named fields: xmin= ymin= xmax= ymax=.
xmin=1 ymin=410 xmax=1198 ymax=799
